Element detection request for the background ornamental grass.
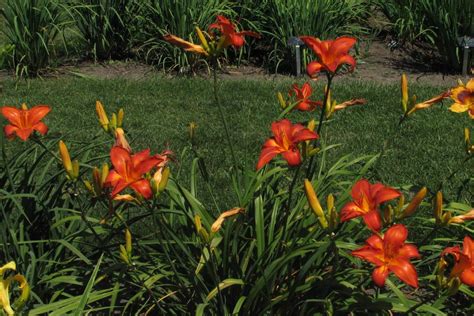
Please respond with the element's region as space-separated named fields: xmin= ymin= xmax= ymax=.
xmin=0 ymin=0 xmax=473 ymax=76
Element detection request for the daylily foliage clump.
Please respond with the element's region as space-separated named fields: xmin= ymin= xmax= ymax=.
xmin=0 ymin=15 xmax=472 ymax=315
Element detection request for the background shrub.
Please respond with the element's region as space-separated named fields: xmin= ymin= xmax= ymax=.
xmin=67 ymin=0 xmax=141 ymax=60
xmin=1 ymin=0 xmax=65 ymax=77
xmin=377 ymin=0 xmax=474 ymax=71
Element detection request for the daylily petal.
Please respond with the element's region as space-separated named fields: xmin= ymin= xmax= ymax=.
xmin=281 ymin=149 xmax=301 ymax=167
xmin=351 ymin=179 xmax=371 ymax=201
xmin=257 ymin=141 xmax=283 ymax=170
xmin=362 ymin=210 xmax=382 ymax=232
xmin=130 ymin=179 xmax=153 ymax=199
xmin=28 ymin=105 xmax=51 ymax=124
xmin=110 ymin=146 xmax=131 ymax=176
xmin=110 ymin=179 xmax=129 ymax=197
xmin=340 ymin=201 xmax=366 ymax=221
xmin=32 ymin=122 xmax=48 ymax=135
xmin=372 ymin=266 xmax=389 ymax=287
xmin=16 ymin=128 xmax=34 ymax=141
xmin=384 ymin=224 xmax=408 ymax=250
xmin=1 ymin=107 xmax=22 ymax=127
xmin=3 ymin=125 xmax=18 ymax=140
xmin=399 ymin=244 xmax=420 ymax=259
xmin=374 ymin=187 xmax=401 ymax=205
xmin=388 ymin=259 xmax=419 ymax=288
xmin=330 ymin=36 xmax=357 ymax=56
xmin=449 ymin=103 xmax=469 ymax=113
xmin=460 ymin=268 xmax=474 ymax=286
xmin=335 ymin=54 xmax=356 ymax=72
xmin=292 ymin=128 xmax=319 ymax=143
xmin=306 ymin=61 xmax=323 ymax=78
xmin=352 ymin=245 xmax=384 ymax=266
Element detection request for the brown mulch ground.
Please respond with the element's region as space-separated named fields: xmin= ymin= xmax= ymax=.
xmin=0 ymin=40 xmax=472 ymax=87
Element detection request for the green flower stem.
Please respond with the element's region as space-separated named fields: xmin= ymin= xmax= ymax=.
xmin=306 ymin=73 xmax=333 ymax=179
xmin=212 ymin=59 xmax=238 ymax=170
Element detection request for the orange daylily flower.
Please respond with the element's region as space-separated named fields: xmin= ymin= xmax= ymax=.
xmin=209 ymin=15 xmax=260 ymax=49
xmin=442 ymin=236 xmax=474 ymax=286
xmin=341 ymin=179 xmax=401 ymax=232
xmin=299 ymin=36 xmax=356 ymax=78
xmin=1 ymin=104 xmax=50 ymax=141
xmin=288 ymin=82 xmax=322 ymax=111
xmin=449 ymin=79 xmax=474 ymax=119
xmin=256 ymin=119 xmax=318 ymax=170
xmin=104 ymin=146 xmax=164 ymax=199
xmin=352 ymin=224 xmax=420 ymax=288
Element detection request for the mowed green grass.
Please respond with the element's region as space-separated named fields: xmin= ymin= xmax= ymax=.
xmin=0 ymin=76 xmax=472 ymax=207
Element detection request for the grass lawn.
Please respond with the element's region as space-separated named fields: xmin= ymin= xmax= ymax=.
xmin=1 ymin=76 xmax=472 ymax=207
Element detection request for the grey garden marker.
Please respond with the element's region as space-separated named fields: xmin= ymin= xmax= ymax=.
xmin=457 ymin=36 xmax=474 ymax=76
xmin=288 ymin=37 xmax=305 ymax=77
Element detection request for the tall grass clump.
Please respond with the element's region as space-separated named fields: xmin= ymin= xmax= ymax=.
xmin=67 ymin=0 xmax=141 ymax=60
xmin=0 ymin=0 xmax=65 ymax=77
xmin=140 ymin=0 xmax=234 ymax=72
xmin=377 ymin=0 xmax=474 ymax=71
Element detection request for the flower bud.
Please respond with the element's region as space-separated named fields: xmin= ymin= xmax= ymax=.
xmin=446 ymin=277 xmax=461 ymax=296
xmin=434 ymin=191 xmax=443 ymax=225
xmin=72 ymin=160 xmax=80 ymax=179
xmin=110 ymin=113 xmax=117 ymax=130
xmin=96 ymin=101 xmax=109 ymax=132
xmin=401 ymin=74 xmax=408 ymax=113
xmin=383 ymin=205 xmax=393 ymax=226
xmin=401 ymin=187 xmax=427 ymax=218
xmin=125 ymin=229 xmax=132 ymax=254
xmin=304 ymin=179 xmax=328 ymax=229
xmin=117 ymin=108 xmax=124 ymax=128
xmin=158 ymin=167 xmax=170 ymax=192
xmin=188 ymin=122 xmax=198 ymax=141
xmin=277 ymin=92 xmax=287 ymax=109
xmin=195 ymin=26 xmax=209 ymax=53
xmin=59 ymin=140 xmax=73 ymax=178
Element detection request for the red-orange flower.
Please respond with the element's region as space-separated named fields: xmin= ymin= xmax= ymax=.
xmin=104 ymin=146 xmax=164 ymax=199
xmin=352 ymin=224 xmax=420 ymax=288
xmin=289 ymin=82 xmax=322 ymax=111
xmin=341 ymin=179 xmax=400 ymax=232
xmin=209 ymin=15 xmax=260 ymax=49
xmin=299 ymin=36 xmax=356 ymax=78
xmin=442 ymin=236 xmax=474 ymax=286
xmin=257 ymin=119 xmax=318 ymax=170
xmin=1 ymin=104 xmax=50 ymax=141
xmin=449 ymin=79 xmax=474 ymax=119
